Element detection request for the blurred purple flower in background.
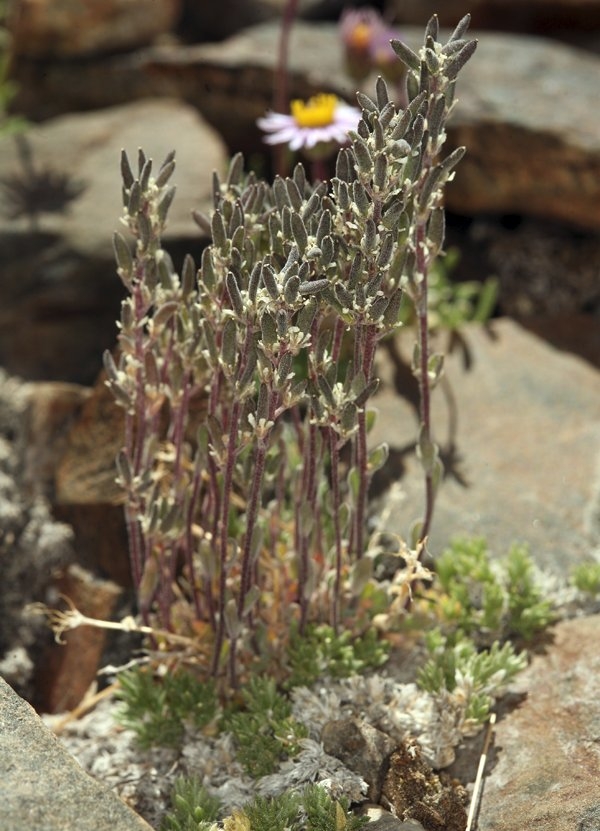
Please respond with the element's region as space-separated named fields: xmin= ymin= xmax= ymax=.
xmin=340 ymin=6 xmax=406 ymax=88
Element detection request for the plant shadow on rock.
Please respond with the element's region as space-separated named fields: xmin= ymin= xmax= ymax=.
xmin=0 ymin=134 xmax=87 ymax=230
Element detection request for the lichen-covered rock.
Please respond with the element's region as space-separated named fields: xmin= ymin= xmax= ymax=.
xmin=381 ymin=737 xmax=468 ymax=831
xmin=0 ymin=371 xmax=75 ymax=699
xmin=321 ymin=717 xmax=396 ymax=801
xmin=0 ymin=677 xmax=154 ymax=830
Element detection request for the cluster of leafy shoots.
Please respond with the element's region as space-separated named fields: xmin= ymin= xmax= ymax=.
xmin=571 ymin=561 xmax=600 ymax=596
xmin=116 ymin=667 xmax=217 ymax=748
xmin=285 ymin=623 xmax=389 ymax=689
xmin=418 ymin=630 xmax=527 ymax=724
xmin=160 ymin=783 xmax=368 ymax=831
xmin=433 ymin=537 xmax=555 ymax=642
xmin=105 ymin=16 xmax=477 ymax=687
xmin=161 ymin=777 xmax=220 ymax=831
xmin=223 ymin=676 xmax=308 ymax=778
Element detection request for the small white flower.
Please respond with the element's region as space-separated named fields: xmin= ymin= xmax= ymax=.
xmin=258 ymin=94 xmax=360 ymax=153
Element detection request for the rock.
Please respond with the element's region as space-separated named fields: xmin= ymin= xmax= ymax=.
xmin=13 ymin=22 xmax=600 ymax=232
xmin=447 ymin=216 xmax=600 ymax=318
xmin=0 ymin=98 xmax=227 ymax=383
xmin=52 ymin=363 xmax=208 ymax=588
xmin=53 ymin=370 xmax=131 ymax=587
xmin=0 ymin=371 xmax=75 ymax=700
xmin=361 ymin=805 xmax=426 ymax=831
xmin=444 ymin=31 xmax=600 ymax=231
xmin=8 ymin=0 xmax=182 ymax=58
xmin=520 ymin=313 xmax=600 ymax=367
xmin=177 ymin=0 xmax=346 ymax=43
xmin=386 ymin=0 xmax=600 ymax=34
xmin=381 ymin=737 xmax=468 ymax=831
xmin=0 ymin=676 xmax=154 ymax=830
xmin=370 ymin=318 xmax=600 ymax=575
xmin=477 ymin=614 xmax=600 ymax=831
xmin=33 ymin=564 xmax=123 ymax=713
xmin=21 ymin=382 xmax=91 ymax=497
xmin=321 ymin=717 xmax=397 ymax=801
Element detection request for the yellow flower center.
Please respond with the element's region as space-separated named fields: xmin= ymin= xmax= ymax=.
xmin=348 ymin=22 xmax=372 ymax=50
xmin=291 ymin=94 xmax=338 ymax=128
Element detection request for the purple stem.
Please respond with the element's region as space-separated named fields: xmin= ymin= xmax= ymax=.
xmin=210 ymin=397 xmax=242 ymax=677
xmin=328 ymin=428 xmax=343 ymax=631
xmin=352 ymin=323 xmax=378 ymax=560
xmin=273 ymin=0 xmax=300 ymax=177
xmin=415 ymin=222 xmax=435 ymax=545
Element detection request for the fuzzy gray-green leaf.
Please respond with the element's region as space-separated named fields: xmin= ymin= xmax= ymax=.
xmin=382 ymin=287 xmax=403 ymax=327
xmin=353 ymin=137 xmax=373 ymax=176
xmin=127 ymin=180 xmax=141 ymax=216
xmin=139 ymin=158 xmax=152 ymax=192
xmin=181 ymin=253 xmax=196 ymax=298
xmin=273 ymin=176 xmax=290 ymax=212
xmin=120 ymin=149 xmax=134 ymax=189
xmin=390 ymin=39 xmax=420 ymax=72
xmin=226 ymin=271 xmax=244 ymax=317
xmin=113 ymin=232 xmax=133 ymax=277
xmin=296 ymin=297 xmax=317 ymax=334
xmin=262 ymin=265 xmax=279 ymax=300
xmin=260 ymin=310 xmax=278 ymax=347
xmin=424 ymin=14 xmax=439 ymax=43
xmin=444 ymin=39 xmax=477 ymax=80
xmin=352 ymin=181 xmax=370 ymax=216
xmin=201 ymin=246 xmax=217 ymax=291
xmin=299 ymin=278 xmax=329 ymax=296
xmin=157 ymin=185 xmax=176 ymax=224
xmin=301 ymin=190 xmax=321 ymax=222
xmin=211 ymin=210 xmax=228 ymax=250
xmin=448 ymin=13 xmax=471 ymax=43
xmin=376 ymin=75 xmax=390 ymax=109
xmin=227 ymin=152 xmax=244 ymax=187
xmin=356 ymin=91 xmax=377 ymax=113
xmin=221 ymin=318 xmax=238 ymax=370
xmin=291 ymin=212 xmax=308 ymax=255
xmin=155 ymin=155 xmax=176 ymax=188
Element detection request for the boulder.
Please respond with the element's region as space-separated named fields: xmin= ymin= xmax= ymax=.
xmin=477 ymin=614 xmax=600 ymax=831
xmin=11 ymin=23 xmax=600 ymax=233
xmin=0 ymin=98 xmax=227 ymax=383
xmin=370 ymin=318 xmax=600 ymax=575
xmin=0 ymin=371 xmax=75 ymax=699
xmin=385 ymin=0 xmax=600 ymax=34
xmin=448 ymin=217 xmax=600 ymax=317
xmin=33 ymin=564 xmax=123 ymax=714
xmin=8 ymin=0 xmax=182 ymax=58
xmin=0 ymin=676 xmax=153 ymax=831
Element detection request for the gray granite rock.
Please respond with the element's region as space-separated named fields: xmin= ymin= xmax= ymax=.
xmin=0 ymin=676 xmax=153 ymax=831
xmin=8 ymin=0 xmax=182 ymax=57
xmin=10 ymin=22 xmax=600 ymax=232
xmin=0 ymin=98 xmax=227 ymax=383
xmin=370 ymin=318 xmax=600 ymax=575
xmin=477 ymin=614 xmax=600 ymax=831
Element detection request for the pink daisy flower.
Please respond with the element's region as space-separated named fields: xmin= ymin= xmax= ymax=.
xmin=257 ymin=93 xmax=360 ymax=153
